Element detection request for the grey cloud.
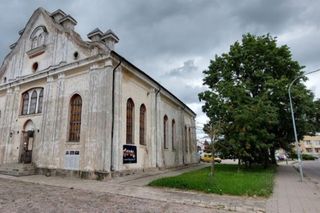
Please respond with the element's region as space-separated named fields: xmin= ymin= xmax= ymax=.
xmin=287 ymin=32 xmax=320 ymax=70
xmin=162 ymin=59 xmax=198 ymax=78
xmin=2 ymin=0 xmax=320 ymax=131
xmin=231 ymin=0 xmax=302 ymax=33
xmin=162 ymin=81 xmax=205 ymax=104
xmin=179 ymin=85 xmax=205 ymax=103
xmin=158 ymin=59 xmax=205 ymax=104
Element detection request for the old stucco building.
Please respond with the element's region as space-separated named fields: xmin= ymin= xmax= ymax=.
xmin=0 ymin=8 xmax=197 ymax=177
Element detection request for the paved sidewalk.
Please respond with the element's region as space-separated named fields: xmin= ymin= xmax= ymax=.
xmin=266 ymin=163 xmax=320 ymax=213
xmin=0 ymin=164 xmax=266 ymax=213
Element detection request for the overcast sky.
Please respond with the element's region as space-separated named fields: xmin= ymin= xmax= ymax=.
xmin=1 ymin=0 xmax=320 ymax=139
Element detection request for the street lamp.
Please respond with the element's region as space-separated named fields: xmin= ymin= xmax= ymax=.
xmin=288 ymin=68 xmax=320 ymax=182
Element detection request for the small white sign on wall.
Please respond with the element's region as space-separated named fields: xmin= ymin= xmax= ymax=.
xmin=64 ymin=150 xmax=80 ymax=170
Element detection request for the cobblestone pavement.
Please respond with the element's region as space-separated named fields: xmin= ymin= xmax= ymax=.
xmin=0 ymin=164 xmax=266 ymax=213
xmin=3 ymin=162 xmax=319 ymax=213
xmin=0 ymin=177 xmax=219 ymax=213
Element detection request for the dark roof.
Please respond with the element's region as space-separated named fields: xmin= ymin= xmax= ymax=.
xmin=111 ymin=51 xmax=196 ymax=116
xmin=102 ymin=29 xmax=119 ymax=42
xmin=50 ymin=9 xmax=66 ymax=17
xmin=87 ymin=28 xmax=103 ymax=39
xmin=59 ymin=15 xmax=77 ymax=25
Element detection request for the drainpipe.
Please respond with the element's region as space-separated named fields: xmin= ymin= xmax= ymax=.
xmin=155 ymin=88 xmax=161 ymax=167
xmin=110 ymin=60 xmax=122 ymax=171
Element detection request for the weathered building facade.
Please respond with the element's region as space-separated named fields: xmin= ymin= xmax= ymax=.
xmin=0 ymin=8 xmax=197 ymax=177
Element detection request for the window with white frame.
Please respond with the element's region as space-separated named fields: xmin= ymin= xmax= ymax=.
xmin=21 ymin=88 xmax=44 ymax=115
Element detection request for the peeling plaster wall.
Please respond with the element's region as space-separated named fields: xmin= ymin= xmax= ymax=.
xmin=0 ymin=62 xmax=114 ymax=172
xmin=158 ymin=95 xmax=197 ymax=167
xmin=0 ymin=8 xmax=197 ymax=175
xmin=0 ymin=9 xmax=92 ymax=83
xmin=118 ymin=66 xmax=197 ymax=172
xmin=119 ymin=69 xmax=155 ymax=171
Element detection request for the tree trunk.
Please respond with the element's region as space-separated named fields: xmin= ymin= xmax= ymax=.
xmin=264 ymin=151 xmax=269 ymax=168
xmin=211 ymin=140 xmax=215 ymax=176
xmin=270 ymin=146 xmax=277 ymax=165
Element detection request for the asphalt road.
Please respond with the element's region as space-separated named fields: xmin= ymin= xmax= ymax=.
xmin=302 ymin=159 xmax=320 ymax=183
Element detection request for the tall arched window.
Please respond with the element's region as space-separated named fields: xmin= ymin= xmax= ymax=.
xmin=163 ymin=115 xmax=168 ymax=149
xmin=22 ymin=93 xmax=29 ymax=115
xmin=29 ymin=90 xmax=38 ymax=114
xmin=139 ymin=104 xmax=146 ymax=145
xmin=38 ymin=89 xmax=44 ymax=113
xmin=69 ymin=94 xmax=82 ymax=142
xmin=126 ymin=98 xmax=134 ymax=144
xmin=172 ymin=119 xmax=176 ymax=150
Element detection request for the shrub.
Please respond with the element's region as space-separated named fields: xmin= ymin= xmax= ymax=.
xmin=289 ymin=153 xmax=317 ymax=160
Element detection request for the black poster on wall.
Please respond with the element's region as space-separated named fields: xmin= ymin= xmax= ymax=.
xmin=123 ymin=145 xmax=137 ymax=164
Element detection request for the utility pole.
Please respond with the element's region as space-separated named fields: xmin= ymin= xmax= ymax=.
xmin=288 ymin=68 xmax=320 ymax=182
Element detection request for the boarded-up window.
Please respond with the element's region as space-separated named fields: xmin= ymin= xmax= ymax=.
xmin=172 ymin=119 xmax=176 ymax=150
xmin=139 ymin=104 xmax=146 ymax=145
xmin=126 ymin=98 xmax=134 ymax=144
xmin=29 ymin=90 xmax=37 ymax=114
xmin=69 ymin=94 xmax=82 ymax=142
xmin=22 ymin=93 xmax=29 ymax=115
xmin=164 ymin=115 xmax=168 ymax=149
xmin=38 ymin=89 xmax=43 ymax=113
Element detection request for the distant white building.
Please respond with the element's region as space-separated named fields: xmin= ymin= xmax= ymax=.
xmin=0 ymin=8 xmax=197 ymax=178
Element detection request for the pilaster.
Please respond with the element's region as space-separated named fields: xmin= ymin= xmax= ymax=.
xmin=111 ymin=64 xmax=123 ymax=171
xmin=37 ymin=75 xmax=54 ymax=167
xmin=155 ymin=91 xmax=162 ymax=167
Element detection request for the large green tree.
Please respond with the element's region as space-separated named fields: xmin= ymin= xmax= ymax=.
xmin=199 ymin=33 xmax=316 ymax=166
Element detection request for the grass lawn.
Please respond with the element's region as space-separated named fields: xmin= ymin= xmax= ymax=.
xmin=148 ymin=164 xmax=276 ymax=197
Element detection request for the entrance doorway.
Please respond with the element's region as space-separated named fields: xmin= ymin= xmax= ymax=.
xmin=20 ymin=120 xmax=35 ymax=164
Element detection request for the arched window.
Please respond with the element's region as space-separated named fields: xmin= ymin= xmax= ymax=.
xmin=126 ymin=98 xmax=134 ymax=144
xmin=29 ymin=90 xmax=38 ymax=114
xmin=163 ymin=115 xmax=168 ymax=149
xmin=38 ymin=89 xmax=43 ymax=113
xmin=21 ymin=88 xmax=44 ymax=115
xmin=172 ymin=119 xmax=176 ymax=150
xmin=139 ymin=104 xmax=146 ymax=145
xmin=30 ymin=26 xmax=48 ymax=49
xmin=22 ymin=93 xmax=29 ymax=115
xmin=69 ymin=94 xmax=82 ymax=142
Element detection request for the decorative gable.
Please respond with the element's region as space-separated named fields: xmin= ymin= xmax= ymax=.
xmin=26 ymin=25 xmax=48 ymax=58
xmin=0 ymin=7 xmax=118 ymax=84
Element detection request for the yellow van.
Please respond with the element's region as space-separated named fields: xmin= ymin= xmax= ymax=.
xmin=200 ymin=153 xmax=222 ymax=163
